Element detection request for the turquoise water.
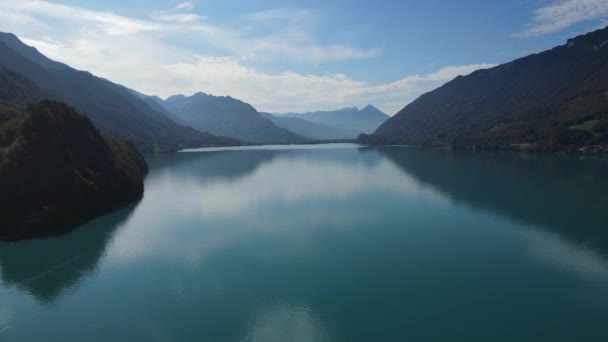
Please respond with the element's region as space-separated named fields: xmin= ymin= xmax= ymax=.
xmin=1 ymin=144 xmax=608 ymax=341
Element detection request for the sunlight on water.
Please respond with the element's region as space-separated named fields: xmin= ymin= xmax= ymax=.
xmin=242 ymin=301 xmax=329 ymax=342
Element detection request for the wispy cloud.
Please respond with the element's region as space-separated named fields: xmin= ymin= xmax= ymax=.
xmin=0 ymin=0 xmax=164 ymax=35
xmin=175 ymin=1 xmax=195 ymax=11
xmin=517 ymin=0 xmax=608 ymax=37
xmin=153 ymin=0 xmax=205 ymax=23
xmin=0 ymin=0 xmax=493 ymax=114
xmin=0 ymin=0 xmax=379 ymax=62
xmin=23 ymin=34 xmax=490 ymax=115
xmin=152 ymin=12 xmax=206 ymax=23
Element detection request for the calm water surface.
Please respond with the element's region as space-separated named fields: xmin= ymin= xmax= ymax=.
xmin=1 ymin=144 xmax=608 ymax=341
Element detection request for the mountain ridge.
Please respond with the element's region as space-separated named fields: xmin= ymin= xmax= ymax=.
xmin=260 ymin=112 xmax=355 ymax=140
xmin=359 ymin=26 xmax=608 ymax=153
xmin=161 ymin=92 xmax=307 ymax=143
xmin=0 ymin=32 xmax=240 ymax=151
xmin=278 ymin=105 xmax=389 ymax=139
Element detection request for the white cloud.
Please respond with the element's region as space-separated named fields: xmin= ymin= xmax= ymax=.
xmin=153 ymin=0 xmax=205 ymax=23
xmin=19 ymin=33 xmax=493 ymax=114
xmin=594 ymin=18 xmax=608 ymax=30
xmin=243 ymin=302 xmax=328 ymax=342
xmin=521 ymin=227 xmax=608 ymax=282
xmin=0 ymin=306 xmax=14 ymax=333
xmin=0 ymin=0 xmax=494 ymax=114
xmin=127 ymin=53 xmax=491 ymax=114
xmin=175 ymin=1 xmax=194 ymax=11
xmin=0 ymin=0 xmax=377 ymax=62
xmin=152 ymin=12 xmax=206 ymax=23
xmin=1 ymin=0 xmax=164 ymax=35
xmin=190 ymin=156 xmax=448 ymax=216
xmin=517 ymin=0 xmax=608 ymax=37
xmin=104 ymin=146 xmax=450 ymax=264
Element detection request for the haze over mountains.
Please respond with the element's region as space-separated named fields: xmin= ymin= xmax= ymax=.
xmin=0 ymin=20 xmax=608 ymax=240
xmin=260 ymin=113 xmax=353 ymax=140
xmin=275 ymin=105 xmax=389 ymax=139
xmin=146 ymin=94 xmax=388 ymax=142
xmin=1 ymin=24 xmax=606 ymax=155
xmin=0 ymin=33 xmax=238 ymax=152
xmin=360 ymin=27 xmax=608 ymax=153
xmin=159 ymin=92 xmax=305 ymax=143
xmin=0 ymin=30 xmax=392 ymax=154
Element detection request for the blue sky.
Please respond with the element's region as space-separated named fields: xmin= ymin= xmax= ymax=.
xmin=1 ymin=0 xmax=607 ymax=114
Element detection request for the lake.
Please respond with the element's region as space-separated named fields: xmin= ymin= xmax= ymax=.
xmin=1 ymin=144 xmax=608 ymax=341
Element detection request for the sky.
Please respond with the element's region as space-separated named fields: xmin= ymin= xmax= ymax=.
xmin=0 ymin=0 xmax=607 ymax=115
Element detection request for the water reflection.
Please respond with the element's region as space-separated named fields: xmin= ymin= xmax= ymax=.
xmin=156 ymin=147 xmax=443 ymax=217
xmin=242 ymin=301 xmax=330 ymax=342
xmin=378 ymin=146 xmax=608 ymax=289
xmin=0 ymin=203 xmax=137 ymax=303
xmin=106 ymin=146 xmax=412 ymax=265
xmin=146 ymin=149 xmax=280 ymax=182
xmin=378 ymin=147 xmax=608 ymax=249
xmin=2 ymin=145 xmax=608 ymax=341
xmin=146 ymin=146 xmax=383 ymax=184
xmin=520 ymin=227 xmax=608 ymax=282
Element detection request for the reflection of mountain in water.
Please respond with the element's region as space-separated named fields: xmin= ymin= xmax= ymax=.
xmin=379 ymin=147 xmax=608 ymax=249
xmin=146 ymin=150 xmax=281 ymax=182
xmin=0 ymin=204 xmax=138 ymax=304
xmin=146 ymin=147 xmax=382 ymax=184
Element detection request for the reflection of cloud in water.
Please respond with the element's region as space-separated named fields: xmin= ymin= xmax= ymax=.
xmin=183 ymin=143 xmax=359 ymax=153
xmin=195 ymin=157 xmax=448 ymax=216
xmin=241 ymin=301 xmax=330 ymax=342
xmin=0 ymin=306 xmax=13 ymax=333
xmin=105 ymin=213 xmax=225 ymax=267
xmin=521 ymin=227 xmax=608 ymax=283
xmin=105 ymin=151 xmax=449 ymax=265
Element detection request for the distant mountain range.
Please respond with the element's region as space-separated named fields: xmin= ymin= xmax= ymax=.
xmin=126 ymin=89 xmax=190 ymax=126
xmin=359 ymin=27 xmax=608 ymax=153
xmin=259 ymin=113 xmax=353 ymax=140
xmin=0 ymin=32 xmax=238 ymax=152
xmin=265 ymin=105 xmax=389 ymax=140
xmin=0 ymin=31 xmax=387 ymax=147
xmin=156 ymin=92 xmax=306 ymax=143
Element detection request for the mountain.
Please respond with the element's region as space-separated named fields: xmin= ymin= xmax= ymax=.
xmin=283 ymin=105 xmax=389 ymax=139
xmin=359 ymin=27 xmax=608 ymax=153
xmin=167 ymin=94 xmax=186 ymax=102
xmin=0 ymin=32 xmax=239 ymax=151
xmin=127 ymin=88 xmax=190 ymax=126
xmin=0 ymin=65 xmax=53 ymax=105
xmin=162 ymin=92 xmax=306 ymax=143
xmin=260 ymin=112 xmax=353 ymax=140
xmin=0 ymin=100 xmax=148 ymax=240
